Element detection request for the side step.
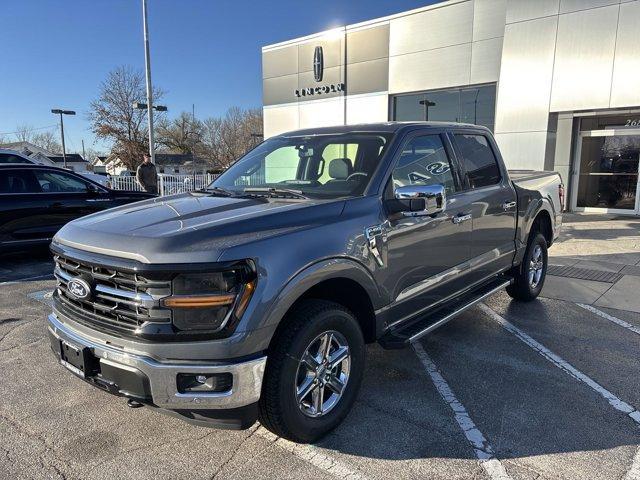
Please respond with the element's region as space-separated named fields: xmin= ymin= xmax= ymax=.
xmin=379 ymin=277 xmax=512 ymax=349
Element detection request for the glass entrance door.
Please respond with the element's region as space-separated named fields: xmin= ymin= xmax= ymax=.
xmin=573 ymin=129 xmax=640 ymax=214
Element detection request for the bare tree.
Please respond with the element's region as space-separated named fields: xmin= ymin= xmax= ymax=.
xmin=200 ymin=107 xmax=262 ymax=170
xmin=32 ymin=131 xmax=62 ymax=153
xmin=15 ymin=124 xmax=35 ymax=143
xmin=89 ymin=66 xmax=164 ymax=170
xmin=156 ymin=112 xmax=204 ymax=155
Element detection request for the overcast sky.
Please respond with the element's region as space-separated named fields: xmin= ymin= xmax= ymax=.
xmin=0 ymin=0 xmax=439 ymax=153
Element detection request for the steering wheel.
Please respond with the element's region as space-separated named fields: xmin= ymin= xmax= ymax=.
xmin=346 ymin=172 xmax=368 ymax=182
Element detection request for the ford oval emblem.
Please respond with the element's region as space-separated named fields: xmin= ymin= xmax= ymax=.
xmin=67 ymin=278 xmax=91 ymax=300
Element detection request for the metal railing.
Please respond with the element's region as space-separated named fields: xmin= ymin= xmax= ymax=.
xmin=107 ymin=173 xmax=218 ymax=196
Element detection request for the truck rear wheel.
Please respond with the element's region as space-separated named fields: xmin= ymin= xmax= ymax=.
xmin=507 ymin=232 xmax=548 ymax=301
xmin=258 ymin=299 xmax=365 ymax=443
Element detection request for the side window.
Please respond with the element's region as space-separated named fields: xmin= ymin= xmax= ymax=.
xmin=454 ymin=134 xmax=501 ymax=189
xmin=0 ymin=170 xmax=41 ymax=193
xmin=392 ymin=135 xmax=456 ymax=195
xmin=34 ymin=170 xmax=88 ymax=193
xmin=0 ymin=153 xmax=32 ymax=164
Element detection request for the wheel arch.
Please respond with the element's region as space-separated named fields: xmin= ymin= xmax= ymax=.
xmin=262 ymin=258 xmax=382 ymax=351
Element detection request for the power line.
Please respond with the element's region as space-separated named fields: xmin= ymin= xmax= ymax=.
xmin=0 ymin=124 xmax=59 ymax=136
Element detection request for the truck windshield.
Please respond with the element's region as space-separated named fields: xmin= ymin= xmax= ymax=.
xmin=208 ymin=132 xmax=392 ymax=199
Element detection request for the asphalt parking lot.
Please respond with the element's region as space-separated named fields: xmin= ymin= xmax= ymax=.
xmin=2 ymin=215 xmax=640 ymax=480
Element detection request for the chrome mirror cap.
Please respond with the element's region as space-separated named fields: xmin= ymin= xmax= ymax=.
xmin=394 ymin=184 xmax=446 ymax=216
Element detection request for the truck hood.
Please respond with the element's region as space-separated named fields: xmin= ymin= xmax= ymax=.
xmin=54 ymin=192 xmax=345 ymax=264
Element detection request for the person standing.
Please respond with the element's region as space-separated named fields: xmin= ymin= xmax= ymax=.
xmin=136 ymin=153 xmax=158 ymax=194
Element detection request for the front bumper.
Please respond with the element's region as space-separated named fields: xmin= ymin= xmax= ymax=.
xmin=47 ymin=313 xmax=266 ymax=412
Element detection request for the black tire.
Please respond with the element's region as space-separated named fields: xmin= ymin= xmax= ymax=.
xmin=507 ymin=232 xmax=548 ymax=301
xmin=258 ymin=299 xmax=365 ymax=443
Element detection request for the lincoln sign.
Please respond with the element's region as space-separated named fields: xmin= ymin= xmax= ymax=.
xmin=295 ymin=46 xmax=345 ymax=98
xmin=295 ymin=83 xmax=345 ymax=98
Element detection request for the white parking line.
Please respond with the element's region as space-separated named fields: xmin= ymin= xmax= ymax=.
xmin=412 ymin=342 xmax=513 ymax=480
xmin=577 ymin=303 xmax=640 ymax=337
xmin=0 ymin=273 xmax=53 ymax=287
xmin=625 ymin=446 xmax=640 ymax=480
xmin=256 ymin=427 xmax=369 ymax=480
xmin=478 ymin=303 xmax=640 ymax=425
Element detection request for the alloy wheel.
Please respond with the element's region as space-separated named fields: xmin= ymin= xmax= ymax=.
xmin=295 ymin=330 xmax=351 ymax=418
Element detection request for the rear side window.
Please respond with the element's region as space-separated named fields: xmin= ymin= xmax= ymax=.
xmin=0 ymin=170 xmax=41 ymax=193
xmin=454 ymin=134 xmax=501 ymax=188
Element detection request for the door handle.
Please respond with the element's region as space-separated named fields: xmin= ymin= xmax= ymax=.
xmin=50 ymin=202 xmax=63 ymax=209
xmin=502 ymin=201 xmax=517 ymax=211
xmin=452 ymin=213 xmax=472 ymax=224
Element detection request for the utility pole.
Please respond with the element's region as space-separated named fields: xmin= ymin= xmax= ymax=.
xmin=142 ymin=0 xmax=155 ymax=163
xmin=51 ymin=109 xmax=75 ymax=169
xmin=81 ymin=139 xmax=86 ymax=160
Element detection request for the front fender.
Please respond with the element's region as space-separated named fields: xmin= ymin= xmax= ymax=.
xmin=259 ymin=257 xmax=382 ymax=334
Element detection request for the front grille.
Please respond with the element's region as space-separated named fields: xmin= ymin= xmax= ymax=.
xmin=53 ymin=254 xmax=172 ymax=336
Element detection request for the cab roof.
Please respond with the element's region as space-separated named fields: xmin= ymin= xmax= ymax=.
xmin=277 ymin=121 xmax=488 ymax=138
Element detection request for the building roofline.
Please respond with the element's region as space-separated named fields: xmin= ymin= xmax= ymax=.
xmin=262 ymin=0 xmax=459 ymax=51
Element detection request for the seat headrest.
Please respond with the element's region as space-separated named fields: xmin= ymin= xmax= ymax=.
xmin=328 ymin=158 xmax=352 ymax=180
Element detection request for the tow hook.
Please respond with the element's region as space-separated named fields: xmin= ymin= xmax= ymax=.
xmin=127 ymin=399 xmax=144 ymax=409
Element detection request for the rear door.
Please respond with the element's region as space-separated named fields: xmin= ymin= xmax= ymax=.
xmin=450 ymin=131 xmax=517 ymax=281
xmin=0 ymin=168 xmax=52 ymax=245
xmin=379 ymin=131 xmax=475 ymax=324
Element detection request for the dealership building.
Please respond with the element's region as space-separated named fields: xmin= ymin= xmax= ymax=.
xmin=262 ymin=0 xmax=640 ymax=215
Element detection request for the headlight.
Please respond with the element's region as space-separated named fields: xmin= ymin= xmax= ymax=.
xmin=162 ymin=262 xmax=256 ymax=334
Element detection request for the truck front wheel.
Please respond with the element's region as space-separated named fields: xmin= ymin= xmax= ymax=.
xmin=507 ymin=232 xmax=548 ymax=301
xmin=258 ymin=299 xmax=365 ymax=443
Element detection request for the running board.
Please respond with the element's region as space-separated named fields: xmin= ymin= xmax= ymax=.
xmin=379 ymin=277 xmax=512 ymax=349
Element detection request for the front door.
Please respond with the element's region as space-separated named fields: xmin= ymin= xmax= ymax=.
xmin=379 ymin=132 xmax=474 ymax=325
xmin=572 ymin=129 xmax=640 ymax=215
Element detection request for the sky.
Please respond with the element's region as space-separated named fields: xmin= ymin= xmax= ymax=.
xmin=0 ymin=0 xmax=440 ymax=154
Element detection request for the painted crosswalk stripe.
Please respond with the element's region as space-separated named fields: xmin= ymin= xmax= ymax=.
xmin=478 ymin=303 xmax=640 ymax=425
xmin=577 ymin=303 xmax=640 ymax=337
xmin=412 ymin=342 xmax=513 ymax=480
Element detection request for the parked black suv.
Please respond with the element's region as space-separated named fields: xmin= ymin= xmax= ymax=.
xmin=0 ymin=164 xmax=154 ymax=251
xmin=47 ymin=123 xmax=563 ymax=442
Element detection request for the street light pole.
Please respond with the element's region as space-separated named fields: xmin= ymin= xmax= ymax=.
xmin=51 ymin=109 xmax=75 ymax=169
xmin=142 ymin=0 xmax=155 ymax=163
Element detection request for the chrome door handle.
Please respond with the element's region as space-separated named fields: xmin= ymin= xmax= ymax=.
xmin=452 ymin=213 xmax=472 ymax=224
xmin=502 ymin=201 xmax=517 ymax=211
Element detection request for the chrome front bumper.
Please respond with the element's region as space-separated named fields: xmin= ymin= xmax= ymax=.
xmin=47 ymin=313 xmax=266 ymax=411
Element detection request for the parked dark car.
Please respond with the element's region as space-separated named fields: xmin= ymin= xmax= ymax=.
xmin=0 ymin=164 xmax=154 ymax=250
xmin=47 ymin=123 xmax=563 ymax=442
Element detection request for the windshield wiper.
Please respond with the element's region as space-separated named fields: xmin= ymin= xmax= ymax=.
xmin=201 ymin=186 xmax=235 ymax=197
xmin=243 ymin=187 xmax=308 ymax=199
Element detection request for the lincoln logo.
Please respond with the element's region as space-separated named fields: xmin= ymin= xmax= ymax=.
xmin=67 ymin=278 xmax=91 ymax=300
xmin=313 ymin=46 xmax=323 ymax=82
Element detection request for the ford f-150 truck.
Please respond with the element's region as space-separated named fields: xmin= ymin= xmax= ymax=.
xmin=48 ymin=122 xmax=563 ymax=442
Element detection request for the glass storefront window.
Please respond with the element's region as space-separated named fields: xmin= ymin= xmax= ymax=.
xmin=576 ymin=135 xmax=640 ymax=210
xmin=392 ymin=84 xmax=496 ymax=131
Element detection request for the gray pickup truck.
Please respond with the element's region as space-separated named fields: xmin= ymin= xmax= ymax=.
xmin=48 ymin=122 xmax=563 ymax=442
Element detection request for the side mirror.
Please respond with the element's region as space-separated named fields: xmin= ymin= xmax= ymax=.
xmin=393 ymin=184 xmax=446 ymax=216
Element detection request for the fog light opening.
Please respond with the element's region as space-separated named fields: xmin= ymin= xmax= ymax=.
xmin=177 ymin=373 xmax=233 ymax=393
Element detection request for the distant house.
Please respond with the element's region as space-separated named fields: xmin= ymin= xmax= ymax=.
xmin=92 ymin=152 xmax=200 ymax=176
xmin=0 ymin=141 xmax=88 ymax=171
xmin=45 ymin=153 xmax=88 ymax=172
